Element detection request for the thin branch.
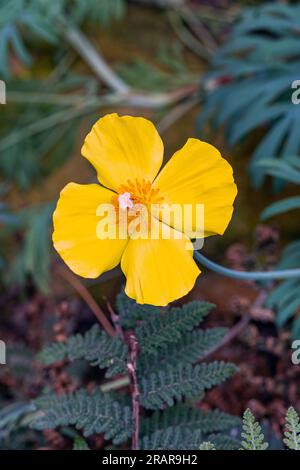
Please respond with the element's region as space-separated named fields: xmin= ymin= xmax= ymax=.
xmin=200 ymin=314 xmax=251 ymax=361
xmin=61 ymin=20 xmax=130 ymax=94
xmin=57 ymin=265 xmax=116 ymax=337
xmin=180 ymin=7 xmax=218 ymax=52
xmin=60 ymin=19 xmax=199 ymax=109
xmin=127 ymin=333 xmax=140 ymax=450
xmin=6 ymin=91 xmax=95 ymax=106
xmin=106 ymin=299 xmax=140 ymax=448
xmin=106 ymin=300 xmax=124 ymax=339
xmin=167 ymin=10 xmax=211 ymax=60
xmin=4 ymin=84 xmax=198 ymax=152
xmin=100 ymin=375 xmax=130 ymax=393
xmin=199 ymin=291 xmax=268 ymax=361
xmin=157 ymin=93 xmax=200 ymax=133
xmin=7 ymin=83 xmax=198 ymax=108
xmin=0 ymin=100 xmax=105 ymax=151
xmin=126 ymin=83 xmax=198 ymax=108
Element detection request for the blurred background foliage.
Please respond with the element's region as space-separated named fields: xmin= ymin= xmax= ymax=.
xmin=0 ymin=0 xmax=300 ymax=450
xmin=199 ymin=2 xmax=300 ymax=189
xmin=0 ymin=0 xmax=299 ymax=326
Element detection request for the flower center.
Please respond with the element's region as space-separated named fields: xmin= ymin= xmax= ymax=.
xmin=118 ymin=192 xmax=134 ymax=210
xmin=112 ymin=178 xmax=164 ymax=210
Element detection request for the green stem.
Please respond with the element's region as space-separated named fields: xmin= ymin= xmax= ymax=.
xmin=194 ymin=252 xmax=300 ymax=280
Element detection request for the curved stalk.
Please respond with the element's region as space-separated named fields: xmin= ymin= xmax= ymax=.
xmin=194 ymin=252 xmax=300 ymax=280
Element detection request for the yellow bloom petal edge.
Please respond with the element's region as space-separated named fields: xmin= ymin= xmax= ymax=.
xmin=121 ymin=218 xmax=200 ymax=306
xmin=52 ymin=183 xmax=128 ymax=278
xmin=153 ymin=138 xmax=237 ymax=238
xmin=52 ymin=113 xmax=237 ymax=306
xmin=81 ymin=113 xmax=164 ymax=192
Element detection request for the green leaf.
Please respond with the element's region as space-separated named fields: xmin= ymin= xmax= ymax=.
xmin=207 ymin=434 xmax=240 ymax=450
xmin=31 ymin=389 xmax=132 ymax=445
xmin=283 ymin=407 xmax=300 ymax=450
xmin=138 ymin=328 xmax=227 ymax=373
xmin=38 ymin=324 xmax=128 ymax=378
xmin=116 ymin=290 xmax=161 ymax=329
xmin=73 ymin=436 xmax=90 ymax=450
xmin=261 ymin=197 xmax=300 ymax=220
xmin=199 ymin=441 xmax=216 ymax=450
xmin=240 ymin=409 xmax=269 ymax=450
xmin=136 ymin=301 xmax=214 ymax=357
xmin=198 ymin=2 xmax=300 ymax=188
xmin=277 ymin=298 xmax=300 ymax=328
xmin=141 ymin=404 xmax=240 ymax=436
xmin=139 ymin=362 xmax=238 ymax=410
xmin=141 ymin=426 xmax=202 ymax=450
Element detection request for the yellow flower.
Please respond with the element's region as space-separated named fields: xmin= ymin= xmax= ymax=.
xmin=53 ymin=113 xmax=237 ymax=306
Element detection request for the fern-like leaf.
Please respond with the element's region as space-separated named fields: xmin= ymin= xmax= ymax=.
xmin=208 ymin=434 xmax=240 ymax=450
xmin=141 ymin=404 xmax=240 ymax=436
xmin=38 ymin=325 xmax=128 ymax=378
xmin=136 ymin=301 xmax=214 ymax=356
xmin=138 ymin=328 xmax=227 ymax=373
xmin=199 ymin=441 xmax=216 ymax=450
xmin=31 ymin=389 xmax=132 ymax=445
xmin=141 ymin=426 xmax=203 ymax=450
xmin=283 ymin=406 xmax=300 ymax=450
xmin=116 ymin=290 xmax=161 ymax=329
xmin=241 ymin=409 xmax=269 ymax=450
xmin=139 ymin=362 xmax=238 ymax=410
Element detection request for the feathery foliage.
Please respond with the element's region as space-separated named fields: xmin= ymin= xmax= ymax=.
xmin=240 ymin=409 xmax=269 ymax=450
xmin=208 ymin=434 xmax=240 ymax=450
xmin=116 ymin=290 xmax=162 ymax=329
xmin=259 ymin=156 xmax=300 ymax=337
xmin=138 ymin=328 xmax=227 ymax=373
xmin=283 ymin=407 xmax=300 ymax=450
xmin=3 ymin=201 xmax=55 ymax=293
xmin=31 ymin=294 xmax=239 ymax=450
xmin=141 ymin=427 xmax=203 ymax=451
xmin=136 ymin=301 xmax=214 ymax=356
xmin=0 ymin=0 xmax=126 ymax=76
xmin=199 ymin=441 xmax=216 ymax=450
xmin=220 ymin=407 xmax=300 ymax=451
xmin=0 ymin=0 xmax=126 ymax=293
xmin=38 ymin=324 xmax=128 ymax=378
xmin=32 ymin=389 xmax=132 ymax=445
xmin=139 ymin=362 xmax=237 ymax=410
xmin=141 ymin=405 xmax=240 ymax=436
xmin=198 ymin=3 xmax=300 ymax=189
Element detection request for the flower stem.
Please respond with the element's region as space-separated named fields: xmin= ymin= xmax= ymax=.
xmin=194 ymin=252 xmax=300 ymax=280
xmin=57 ymin=266 xmax=116 ymax=337
xmin=127 ymin=333 xmax=140 ymax=450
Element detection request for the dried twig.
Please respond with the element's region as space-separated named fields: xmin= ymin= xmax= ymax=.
xmin=180 ymin=7 xmax=218 ymax=52
xmin=157 ymin=94 xmax=200 ymax=133
xmin=62 ymin=21 xmax=130 ymax=94
xmin=167 ymin=10 xmax=211 ymax=60
xmin=61 ymin=19 xmax=198 ymax=108
xmin=57 ymin=266 xmax=116 ymax=337
xmin=199 ymin=291 xmax=268 ymax=361
xmin=127 ymin=333 xmax=140 ymax=450
xmin=106 ymin=300 xmax=124 ymax=339
xmin=100 ymin=375 xmax=130 ymax=393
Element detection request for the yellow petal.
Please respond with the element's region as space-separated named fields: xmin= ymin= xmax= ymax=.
xmin=121 ymin=219 xmax=200 ymax=306
xmin=81 ymin=113 xmax=164 ymax=191
xmin=53 ymin=183 xmax=127 ymax=278
xmin=153 ymin=138 xmax=237 ymax=238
